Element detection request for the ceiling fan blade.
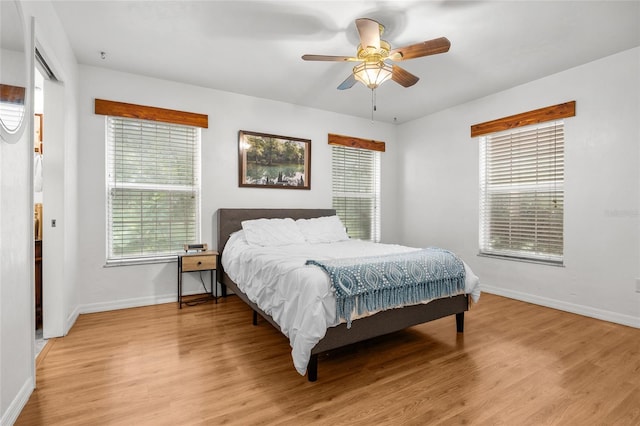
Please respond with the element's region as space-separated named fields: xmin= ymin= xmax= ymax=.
xmin=356 ymin=18 xmax=381 ymax=49
xmin=337 ymin=74 xmax=357 ymax=90
xmin=391 ymin=65 xmax=419 ymax=87
xmin=302 ymin=54 xmax=359 ymax=62
xmin=389 ymin=37 xmax=451 ymax=61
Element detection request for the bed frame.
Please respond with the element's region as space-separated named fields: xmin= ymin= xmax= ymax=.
xmin=217 ymin=208 xmax=469 ymax=381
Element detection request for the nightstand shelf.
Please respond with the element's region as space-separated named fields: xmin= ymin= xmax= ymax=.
xmin=177 ymin=250 xmax=218 ymax=308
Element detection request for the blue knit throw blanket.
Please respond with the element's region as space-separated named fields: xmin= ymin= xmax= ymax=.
xmin=306 ymin=247 xmax=466 ymax=328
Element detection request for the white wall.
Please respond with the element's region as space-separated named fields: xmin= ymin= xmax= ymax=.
xmin=76 ymin=65 xmax=399 ymax=311
xmin=398 ymin=47 xmax=640 ymax=327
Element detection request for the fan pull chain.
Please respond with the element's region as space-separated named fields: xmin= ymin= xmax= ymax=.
xmin=371 ymin=89 xmax=377 ymax=123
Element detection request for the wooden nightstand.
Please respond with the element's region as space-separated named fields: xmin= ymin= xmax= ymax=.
xmin=177 ymin=250 xmax=219 ymax=308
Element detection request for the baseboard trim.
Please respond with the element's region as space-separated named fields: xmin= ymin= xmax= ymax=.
xmin=1 ymin=377 xmax=33 ymax=426
xmin=78 ymin=289 xmax=214 ymax=315
xmin=65 ymin=305 xmax=80 ymax=336
xmin=482 ymin=285 xmax=640 ymax=329
xmin=79 ymin=293 xmax=178 ymax=314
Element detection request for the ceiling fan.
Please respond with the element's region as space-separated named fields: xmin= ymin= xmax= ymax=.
xmin=302 ymin=18 xmax=451 ymax=91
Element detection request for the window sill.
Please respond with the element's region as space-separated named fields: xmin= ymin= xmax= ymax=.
xmin=477 ymin=252 xmax=564 ymax=267
xmin=104 ymin=255 xmax=177 ymax=268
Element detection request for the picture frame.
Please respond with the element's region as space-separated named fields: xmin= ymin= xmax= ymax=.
xmin=238 ymin=130 xmax=311 ymax=189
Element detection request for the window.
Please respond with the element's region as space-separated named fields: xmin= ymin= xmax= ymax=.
xmin=479 ymin=121 xmax=564 ymax=264
xmin=331 ymin=145 xmax=380 ymax=241
xmin=106 ymin=117 xmax=201 ymax=264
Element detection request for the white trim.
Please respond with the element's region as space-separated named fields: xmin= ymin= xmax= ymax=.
xmin=1 ymin=377 xmax=33 ymax=426
xmin=64 ymin=305 xmax=80 ymax=336
xmin=482 ymin=284 xmax=640 ymax=329
xmin=79 ymin=294 xmax=176 ymax=314
xmin=104 ymin=255 xmax=177 ymax=268
xmin=48 ymin=290 xmax=210 ymax=339
xmin=77 ymin=290 xmax=207 ymax=314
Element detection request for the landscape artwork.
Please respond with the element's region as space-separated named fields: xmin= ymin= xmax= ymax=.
xmin=238 ymin=130 xmax=311 ymax=189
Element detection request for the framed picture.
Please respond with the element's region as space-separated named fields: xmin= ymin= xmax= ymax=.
xmin=238 ymin=130 xmax=311 ymax=189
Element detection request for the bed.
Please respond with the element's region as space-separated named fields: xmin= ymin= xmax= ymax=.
xmin=217 ymin=208 xmax=480 ymax=381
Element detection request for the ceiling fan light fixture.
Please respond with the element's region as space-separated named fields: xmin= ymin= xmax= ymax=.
xmin=353 ymin=61 xmax=393 ymax=90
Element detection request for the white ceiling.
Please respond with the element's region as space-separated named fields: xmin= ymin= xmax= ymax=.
xmin=51 ymin=0 xmax=640 ymax=124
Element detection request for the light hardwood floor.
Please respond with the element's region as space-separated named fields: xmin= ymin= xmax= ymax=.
xmin=17 ymin=293 xmax=640 ymax=425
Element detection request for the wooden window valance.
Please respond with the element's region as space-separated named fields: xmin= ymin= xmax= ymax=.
xmin=470 ymin=101 xmax=575 ymax=137
xmin=0 ymin=84 xmax=26 ymax=104
xmin=328 ymin=133 xmax=385 ymax=152
xmin=95 ymin=99 xmax=208 ymax=128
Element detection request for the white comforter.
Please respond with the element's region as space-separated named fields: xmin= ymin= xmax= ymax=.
xmin=222 ymin=231 xmax=481 ymax=375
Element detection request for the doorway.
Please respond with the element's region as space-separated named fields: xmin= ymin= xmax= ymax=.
xmin=40 ymin=68 xmax=64 ymax=343
xmin=33 ymin=45 xmax=64 ymax=356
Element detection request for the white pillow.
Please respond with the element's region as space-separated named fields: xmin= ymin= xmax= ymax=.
xmin=296 ymin=215 xmax=349 ymax=244
xmin=241 ymin=218 xmax=306 ymax=246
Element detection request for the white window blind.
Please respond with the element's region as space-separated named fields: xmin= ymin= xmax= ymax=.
xmin=0 ymin=102 xmax=24 ymax=130
xmin=479 ymin=121 xmax=564 ymax=264
xmin=106 ymin=117 xmax=201 ymax=264
xmin=332 ymin=145 xmax=380 ymax=241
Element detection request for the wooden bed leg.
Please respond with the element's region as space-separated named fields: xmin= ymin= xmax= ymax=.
xmin=252 ymin=310 xmax=258 ymax=326
xmin=308 ymin=354 xmax=318 ymax=382
xmin=456 ymin=312 xmax=464 ymax=333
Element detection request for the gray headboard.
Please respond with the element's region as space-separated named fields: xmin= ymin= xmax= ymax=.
xmin=216 ymin=208 xmax=337 ymax=259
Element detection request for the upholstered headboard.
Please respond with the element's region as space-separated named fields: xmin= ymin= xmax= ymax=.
xmin=216 ymin=208 xmax=336 ymax=258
